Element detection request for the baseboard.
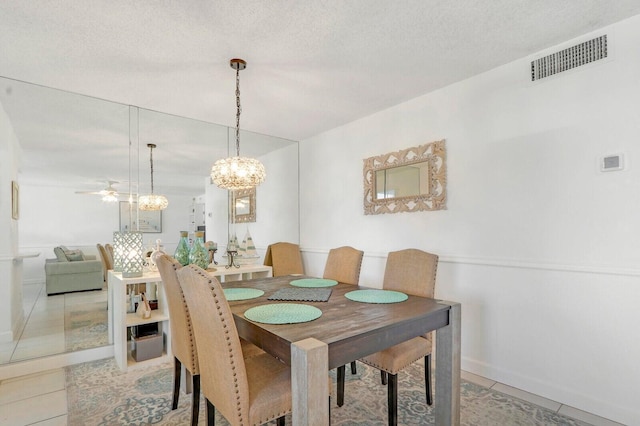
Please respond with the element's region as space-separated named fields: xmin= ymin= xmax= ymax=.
xmin=0 ymin=345 xmax=114 ymax=380
xmin=462 ymin=356 xmax=637 ymax=425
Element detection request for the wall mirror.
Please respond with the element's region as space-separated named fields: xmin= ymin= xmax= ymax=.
xmin=363 ymin=139 xmax=447 ymax=215
xmin=232 ymin=188 xmax=256 ymax=223
xmin=0 ymin=75 xmax=299 ymax=366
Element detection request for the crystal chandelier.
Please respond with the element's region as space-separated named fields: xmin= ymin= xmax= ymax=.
xmin=138 ymin=143 xmax=169 ymax=211
xmin=211 ymin=58 xmax=266 ymax=190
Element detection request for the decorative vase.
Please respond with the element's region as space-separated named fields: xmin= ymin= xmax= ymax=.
xmin=174 ymin=231 xmax=190 ymax=266
xmin=189 ymin=231 xmax=209 ymax=269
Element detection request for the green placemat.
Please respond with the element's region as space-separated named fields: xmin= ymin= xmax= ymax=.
xmin=345 ymin=289 xmax=408 ymax=304
xmin=223 ymin=288 xmax=264 ymax=301
xmin=244 ymin=303 xmax=322 ymax=324
xmin=290 ymin=278 xmax=338 ymax=288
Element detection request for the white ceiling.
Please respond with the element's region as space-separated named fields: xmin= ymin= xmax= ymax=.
xmin=2 ymin=1 xmax=640 ymax=194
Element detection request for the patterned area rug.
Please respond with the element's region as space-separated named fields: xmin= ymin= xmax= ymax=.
xmin=64 ymin=301 xmax=109 ymax=352
xmin=66 ymin=357 xmax=594 ymax=425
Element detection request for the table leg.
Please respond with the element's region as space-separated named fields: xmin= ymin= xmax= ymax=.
xmin=291 ymin=338 xmax=329 ymax=426
xmin=435 ymin=302 xmax=461 ymax=426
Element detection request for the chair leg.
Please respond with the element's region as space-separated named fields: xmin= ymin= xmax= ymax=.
xmin=337 ymin=365 xmax=346 ymax=407
xmin=276 ymin=416 xmax=285 ymax=426
xmin=425 ymin=354 xmax=433 ymax=406
xmin=387 ymin=373 xmax=398 ymax=426
xmin=191 ymin=374 xmax=201 ymax=426
xmin=172 ymin=357 xmax=181 ymax=410
xmin=206 ymin=398 xmax=215 ymax=426
xmin=381 ymin=370 xmax=387 ymax=385
xmin=350 ymin=360 xmax=357 ymax=374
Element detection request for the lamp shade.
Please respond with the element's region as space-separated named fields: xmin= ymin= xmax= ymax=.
xmin=113 ymin=231 xmax=144 ymax=278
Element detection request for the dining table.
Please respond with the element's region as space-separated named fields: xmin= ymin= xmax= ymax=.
xmin=222 ymin=274 xmax=461 ymax=426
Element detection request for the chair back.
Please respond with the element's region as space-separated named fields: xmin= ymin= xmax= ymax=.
xmin=96 ymin=244 xmax=109 ymax=282
xmin=104 ymin=243 xmax=114 ymax=267
xmin=382 ymin=249 xmax=438 ymax=298
xmin=323 ymin=246 xmax=364 ymax=285
xmin=156 ymin=255 xmax=199 ymax=375
xmin=264 ymin=242 xmax=304 ymax=276
xmin=177 ymin=265 xmax=251 ymax=424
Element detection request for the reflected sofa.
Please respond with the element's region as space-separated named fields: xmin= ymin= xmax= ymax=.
xmin=45 ymin=246 xmax=103 ymax=295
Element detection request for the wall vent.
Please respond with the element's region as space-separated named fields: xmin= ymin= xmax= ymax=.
xmin=531 ymin=35 xmax=607 ymax=81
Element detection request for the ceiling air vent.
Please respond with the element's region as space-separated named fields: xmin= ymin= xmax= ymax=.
xmin=531 ymin=35 xmax=607 ymax=81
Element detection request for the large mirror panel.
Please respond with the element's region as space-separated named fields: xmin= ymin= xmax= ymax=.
xmin=0 ymin=76 xmax=299 ymax=365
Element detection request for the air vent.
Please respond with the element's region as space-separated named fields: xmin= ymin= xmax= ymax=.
xmin=531 ymin=35 xmax=607 ymax=81
xmin=601 ymin=154 xmax=623 ymax=172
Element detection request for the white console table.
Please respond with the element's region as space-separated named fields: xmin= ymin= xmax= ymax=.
xmin=108 ymin=264 xmax=272 ymax=371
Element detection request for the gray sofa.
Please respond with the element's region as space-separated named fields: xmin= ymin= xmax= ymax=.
xmin=45 ymin=246 xmax=103 ymax=295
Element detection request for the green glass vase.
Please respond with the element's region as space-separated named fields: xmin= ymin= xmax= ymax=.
xmin=174 ymin=231 xmax=190 ymax=266
xmin=189 ymin=231 xmax=209 ymax=269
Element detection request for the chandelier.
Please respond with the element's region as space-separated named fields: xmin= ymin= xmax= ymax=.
xmin=138 ymin=143 xmax=169 ymax=211
xmin=211 ymin=58 xmax=266 ymax=190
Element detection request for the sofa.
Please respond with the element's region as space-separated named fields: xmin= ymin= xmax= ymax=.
xmin=45 ymin=246 xmax=104 ymax=295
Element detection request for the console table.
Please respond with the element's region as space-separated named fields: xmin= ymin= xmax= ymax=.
xmin=108 ymin=264 xmax=272 ymax=371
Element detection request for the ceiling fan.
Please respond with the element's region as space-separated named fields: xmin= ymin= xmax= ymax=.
xmin=75 ymin=180 xmax=121 ymax=203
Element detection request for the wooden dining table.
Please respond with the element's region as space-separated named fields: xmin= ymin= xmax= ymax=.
xmin=223 ymin=275 xmax=461 ymax=426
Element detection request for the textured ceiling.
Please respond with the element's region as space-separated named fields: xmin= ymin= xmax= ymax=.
xmin=1 ymin=1 xmax=640 ymax=193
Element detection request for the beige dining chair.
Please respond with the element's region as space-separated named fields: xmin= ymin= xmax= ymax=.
xmin=104 ymin=243 xmax=114 ymax=266
xmin=156 ymin=255 xmax=263 ymax=426
xmin=264 ymin=242 xmax=305 ymax=277
xmin=96 ymin=243 xmax=111 ymax=283
xmin=323 ymin=246 xmax=364 ymax=407
xmin=353 ymin=249 xmax=438 ymax=425
xmin=176 ymin=264 xmax=292 ymax=426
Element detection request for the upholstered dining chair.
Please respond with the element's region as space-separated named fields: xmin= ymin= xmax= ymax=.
xmin=176 ymin=264 xmax=292 ymax=426
xmin=104 ymin=243 xmax=114 ymax=266
xmin=323 ymin=246 xmax=364 ymax=407
xmin=156 ymin=255 xmax=264 ymax=426
xmin=264 ymin=242 xmax=305 ymax=277
xmin=355 ymin=249 xmax=438 ymax=425
xmin=96 ymin=243 xmax=111 ymax=283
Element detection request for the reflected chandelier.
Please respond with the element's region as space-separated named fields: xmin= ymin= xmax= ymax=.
xmin=211 ymin=58 xmax=266 ymax=190
xmin=138 ymin=143 xmax=169 ymax=211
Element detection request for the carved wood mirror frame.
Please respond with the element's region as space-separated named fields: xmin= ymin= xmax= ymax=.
xmin=363 ymin=139 xmax=446 ymax=215
xmin=232 ymin=187 xmax=256 ymax=223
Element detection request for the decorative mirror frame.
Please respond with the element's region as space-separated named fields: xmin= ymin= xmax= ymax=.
xmin=363 ymin=139 xmax=446 ymax=215
xmin=232 ymin=187 xmax=256 ymax=223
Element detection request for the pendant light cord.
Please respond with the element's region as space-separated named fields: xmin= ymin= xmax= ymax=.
xmin=235 ymin=66 xmax=241 ymax=157
xmin=149 ymin=145 xmax=155 ymax=194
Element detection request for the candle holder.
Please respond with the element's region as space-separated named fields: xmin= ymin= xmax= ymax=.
xmin=225 ymin=250 xmax=240 ymax=269
xmin=209 ymin=248 xmax=218 ymax=265
xmin=113 ymin=231 xmax=144 ymax=278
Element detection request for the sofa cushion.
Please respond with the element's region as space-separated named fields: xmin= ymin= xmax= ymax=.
xmin=66 ymin=250 xmax=85 ymax=261
xmin=53 ymin=246 xmax=68 ymax=262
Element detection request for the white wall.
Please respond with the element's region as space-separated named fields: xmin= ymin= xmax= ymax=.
xmin=299 ymin=17 xmax=640 ymax=425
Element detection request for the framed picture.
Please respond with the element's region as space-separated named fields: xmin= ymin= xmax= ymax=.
xmin=11 ymin=181 xmax=19 ymax=220
xmin=119 ymin=202 xmax=162 ymax=233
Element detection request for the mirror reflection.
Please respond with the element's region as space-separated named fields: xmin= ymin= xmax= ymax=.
xmin=375 ymin=162 xmax=430 ymax=200
xmin=0 ymin=76 xmax=298 ymax=365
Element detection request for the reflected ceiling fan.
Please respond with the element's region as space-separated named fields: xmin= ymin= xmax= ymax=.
xmin=75 ymin=180 xmax=121 ymax=203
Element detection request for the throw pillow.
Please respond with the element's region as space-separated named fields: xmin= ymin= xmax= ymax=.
xmin=66 ymin=251 xmax=85 ymax=261
xmin=53 ymin=247 xmax=68 ymax=262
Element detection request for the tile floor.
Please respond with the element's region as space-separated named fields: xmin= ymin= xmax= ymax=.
xmin=0 ymin=367 xmax=625 ymax=425
xmin=0 ymin=283 xmax=108 ymax=364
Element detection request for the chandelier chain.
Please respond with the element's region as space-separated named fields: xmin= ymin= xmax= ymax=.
xmin=235 ymin=66 xmax=241 ymax=157
xmin=149 ymin=145 xmax=155 ymax=194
